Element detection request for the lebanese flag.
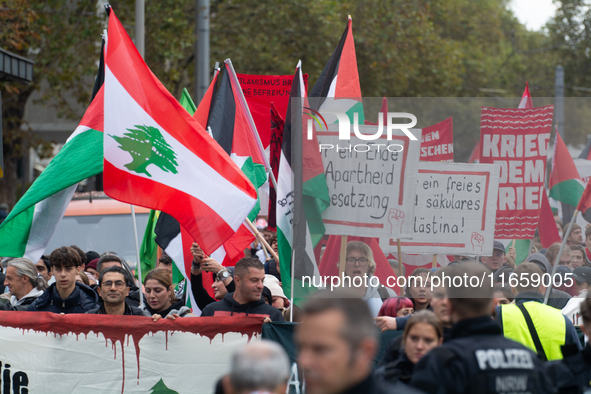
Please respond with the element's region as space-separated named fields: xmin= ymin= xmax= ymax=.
xmin=549 ymin=131 xmax=585 ymax=208
xmin=103 ymin=9 xmax=257 ymax=255
xmin=318 ymin=236 xmax=401 ymax=295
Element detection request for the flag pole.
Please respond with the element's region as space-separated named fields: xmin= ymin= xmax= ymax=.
xmin=290 ymin=248 xmax=295 ymax=322
xmin=130 ymin=205 xmax=144 ymax=307
xmin=339 ymin=235 xmax=347 ymax=285
xmin=245 ymin=218 xmax=279 ymax=264
xmin=225 ymin=59 xmax=279 ymax=191
xmin=397 ymin=239 xmax=403 ymax=278
xmin=544 ymin=209 xmax=579 ymax=304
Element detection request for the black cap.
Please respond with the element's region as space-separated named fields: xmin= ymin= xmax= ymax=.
xmin=573 ymin=266 xmax=591 ymax=284
xmin=493 ymin=241 xmax=506 ymax=253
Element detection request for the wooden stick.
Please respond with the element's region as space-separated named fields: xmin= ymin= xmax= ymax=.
xmin=339 ymin=235 xmax=347 ymax=283
xmin=432 ymin=254 xmax=437 ymax=268
xmin=397 ymin=239 xmax=403 ymax=278
xmin=511 ymin=239 xmax=516 ymax=248
xmin=245 ymin=218 xmax=279 ymax=264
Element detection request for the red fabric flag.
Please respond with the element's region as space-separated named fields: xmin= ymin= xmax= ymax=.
xmin=538 ymin=190 xmax=561 ymax=248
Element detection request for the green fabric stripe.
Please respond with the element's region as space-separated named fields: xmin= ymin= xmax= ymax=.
xmin=0 ymin=129 xmax=103 ymax=228
xmin=180 ymin=88 xmax=197 ymax=115
xmin=138 ymin=210 xmax=159 ymax=281
xmin=0 ymin=205 xmax=33 ymax=256
xmin=505 ymin=239 xmax=531 ymax=266
xmin=277 ymin=227 xmax=293 ymax=298
xmin=550 ymin=179 xmax=585 ymax=207
xmin=303 ymin=172 xmax=330 ymax=247
xmin=346 ymin=101 xmax=365 ymax=124
xmin=240 ymin=158 xmax=266 ymax=221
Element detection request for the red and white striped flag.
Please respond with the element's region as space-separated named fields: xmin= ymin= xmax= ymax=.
xmin=103 ymin=9 xmax=257 ymax=255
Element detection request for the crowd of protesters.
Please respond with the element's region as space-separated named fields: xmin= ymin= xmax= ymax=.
xmin=1 ymin=221 xmax=591 ymax=393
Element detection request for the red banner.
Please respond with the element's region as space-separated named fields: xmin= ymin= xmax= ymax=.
xmin=479 ymin=106 xmax=553 ymax=239
xmin=420 ymin=117 xmax=454 ymax=162
xmin=237 ymin=73 xmax=308 ymax=149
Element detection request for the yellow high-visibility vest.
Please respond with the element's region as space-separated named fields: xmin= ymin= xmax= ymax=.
xmin=501 ymin=301 xmax=566 ymax=360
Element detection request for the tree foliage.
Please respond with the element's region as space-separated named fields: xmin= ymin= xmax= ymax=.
xmin=4 ymin=0 xmax=590 ymax=204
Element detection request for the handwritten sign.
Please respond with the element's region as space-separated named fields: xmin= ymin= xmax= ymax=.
xmin=380 ymin=162 xmax=500 ymax=255
xmin=317 ymin=125 xmax=421 ymax=239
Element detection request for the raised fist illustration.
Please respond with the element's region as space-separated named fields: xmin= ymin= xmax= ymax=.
xmin=471 ymin=232 xmax=484 ymax=251
xmin=388 ymin=209 xmax=405 ymax=235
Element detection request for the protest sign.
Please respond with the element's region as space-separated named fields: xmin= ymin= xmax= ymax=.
xmin=317 ymin=124 xmax=421 ymax=239
xmin=420 ymin=117 xmax=454 ymax=162
xmin=380 ymin=162 xmax=500 ymax=255
xmin=237 ymin=73 xmax=308 ymax=149
xmin=479 ymin=106 xmax=553 ymax=239
xmin=0 ymin=312 xmax=262 ymax=394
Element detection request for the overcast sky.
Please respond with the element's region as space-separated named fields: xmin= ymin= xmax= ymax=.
xmin=508 ymin=0 xmax=558 ymax=30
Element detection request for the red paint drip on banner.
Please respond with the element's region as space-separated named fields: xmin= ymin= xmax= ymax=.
xmin=0 ymin=312 xmax=263 ymax=393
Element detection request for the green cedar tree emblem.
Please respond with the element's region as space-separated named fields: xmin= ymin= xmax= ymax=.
xmin=148 ymin=378 xmax=179 ymax=394
xmin=109 ymin=125 xmax=179 ymax=177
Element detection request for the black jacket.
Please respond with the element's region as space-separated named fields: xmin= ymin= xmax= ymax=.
xmin=201 ymin=292 xmax=284 ymax=322
xmin=379 ymin=326 xmax=452 ymax=367
xmin=86 ymin=302 xmax=149 ymax=316
xmin=0 ymin=291 xmax=43 ymax=311
xmin=190 ymin=272 xmax=235 ymax=312
xmin=546 ymin=342 xmax=591 ymax=393
xmin=27 ymin=282 xmax=99 ymax=314
xmin=375 ymin=351 xmax=415 ymax=386
xmin=410 ymin=316 xmax=553 ymax=394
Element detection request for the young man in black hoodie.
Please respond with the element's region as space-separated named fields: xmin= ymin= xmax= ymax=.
xmin=28 ymin=246 xmax=98 ymax=314
xmin=200 ymin=257 xmax=284 ymax=322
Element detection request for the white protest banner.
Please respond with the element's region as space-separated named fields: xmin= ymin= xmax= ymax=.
xmin=317 ymin=124 xmax=421 ymax=239
xmin=381 ymin=162 xmax=500 ymax=255
xmin=0 ymin=312 xmax=262 ymax=394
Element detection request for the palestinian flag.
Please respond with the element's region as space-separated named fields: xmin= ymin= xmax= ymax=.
xmin=577 ymin=180 xmax=591 ymax=222
xmin=309 ymin=16 xmax=364 ymax=125
xmin=277 ymin=62 xmax=329 ymax=302
xmin=538 ymin=190 xmax=561 ymax=248
xmin=579 ymin=136 xmax=591 ymax=160
xmin=518 ymin=81 xmax=533 ymax=109
xmin=549 ymin=131 xmax=585 ymax=207
xmin=194 ymin=66 xmax=220 ymax=129
xmin=153 ymin=213 xmax=199 ymax=313
xmin=0 ymin=43 xmax=105 ymax=262
xmin=103 ymin=9 xmax=257 ymax=256
xmin=208 ymin=62 xmax=268 ymax=220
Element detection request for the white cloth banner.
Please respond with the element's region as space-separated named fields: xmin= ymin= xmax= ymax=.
xmin=381 ymin=162 xmax=500 ymax=255
xmin=318 ymin=125 xmax=421 ymax=239
xmin=0 ymin=312 xmax=262 ymax=393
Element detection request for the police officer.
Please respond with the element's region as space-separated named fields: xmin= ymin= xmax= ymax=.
xmin=546 ymin=295 xmax=591 ymax=393
xmin=496 ymin=262 xmax=581 ymax=360
xmin=410 ymin=263 xmax=553 ymax=394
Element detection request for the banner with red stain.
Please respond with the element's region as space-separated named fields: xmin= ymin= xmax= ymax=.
xmin=0 ymin=312 xmax=263 ymax=393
